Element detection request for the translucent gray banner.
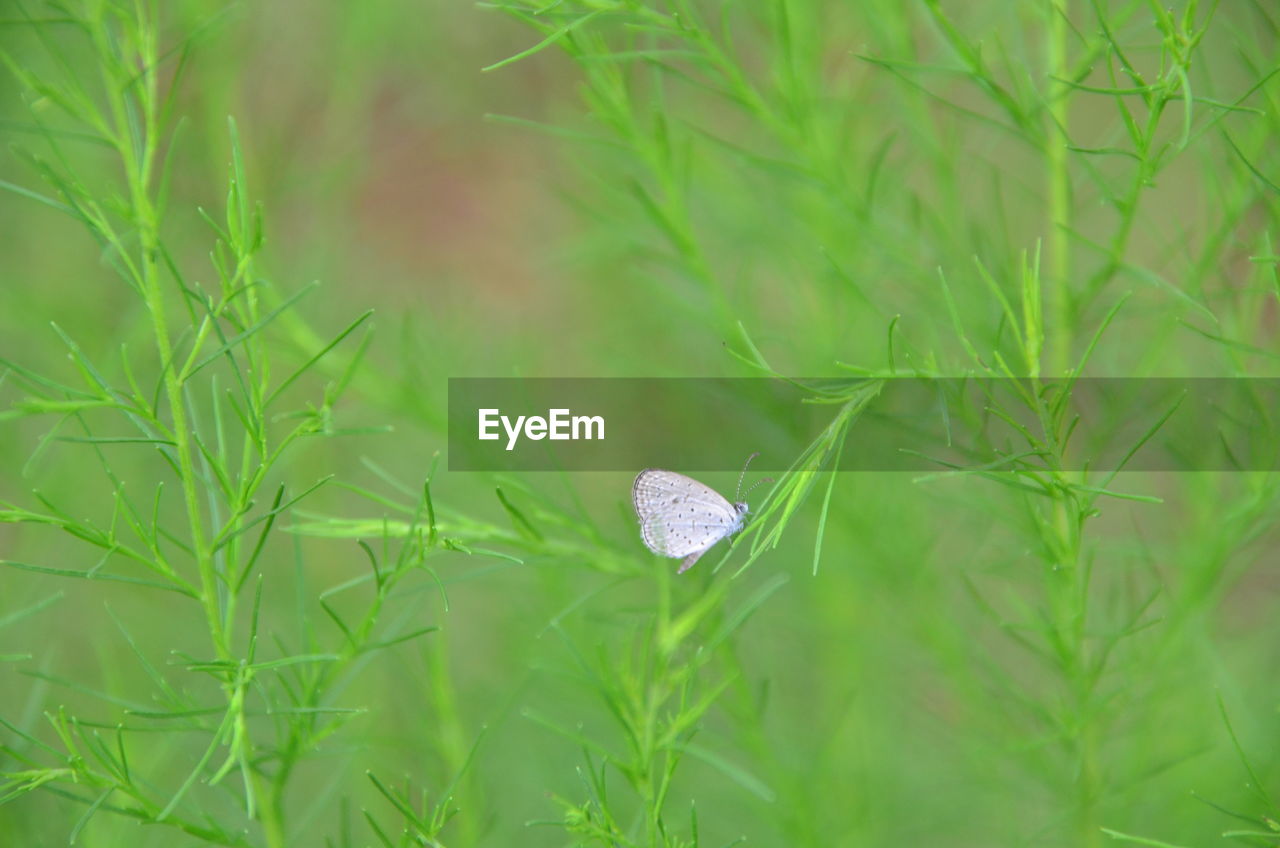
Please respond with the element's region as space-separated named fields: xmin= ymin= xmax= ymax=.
xmin=447 ymin=378 xmax=1280 ymax=472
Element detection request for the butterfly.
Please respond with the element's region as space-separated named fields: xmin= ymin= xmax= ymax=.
xmin=631 ymin=453 xmax=769 ymax=574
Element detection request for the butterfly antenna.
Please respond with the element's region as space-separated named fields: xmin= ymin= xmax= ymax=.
xmin=736 ymin=451 xmax=761 ymax=501
xmin=743 ymin=475 xmax=774 ymax=499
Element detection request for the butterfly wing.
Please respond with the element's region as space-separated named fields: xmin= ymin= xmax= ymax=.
xmin=678 ymin=549 xmax=707 ymax=575
xmin=632 ymin=469 xmax=740 ymax=560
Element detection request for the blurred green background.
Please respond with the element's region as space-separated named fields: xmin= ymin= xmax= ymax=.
xmin=1 ymin=2 xmax=1278 ymax=846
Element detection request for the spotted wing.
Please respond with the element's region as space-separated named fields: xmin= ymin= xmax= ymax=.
xmin=632 ymin=469 xmax=738 ymax=559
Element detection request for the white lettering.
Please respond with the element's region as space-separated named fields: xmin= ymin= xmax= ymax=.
xmin=478 ymin=408 xmax=500 ymax=440
xmin=502 ymin=414 xmax=525 ymax=451
xmin=481 ymin=408 xmax=605 ymax=450
xmin=549 ymin=408 xmax=570 ymax=440
xmin=573 ymin=414 xmax=604 ymax=440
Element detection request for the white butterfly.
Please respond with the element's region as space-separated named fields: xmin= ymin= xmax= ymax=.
xmin=631 ymin=455 xmax=767 ymax=574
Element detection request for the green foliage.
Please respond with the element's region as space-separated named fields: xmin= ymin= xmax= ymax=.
xmin=0 ymin=3 xmax=490 ymax=845
xmin=1 ymin=1 xmax=1278 ymax=847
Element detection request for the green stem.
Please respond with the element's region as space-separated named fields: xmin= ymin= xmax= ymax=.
xmin=1048 ymin=491 xmax=1099 ymax=848
xmin=109 ymin=6 xmax=281 ymax=846
xmin=1043 ymin=11 xmax=1102 ymax=828
xmin=427 ymin=629 xmax=480 ymax=846
xmin=258 ymin=775 xmax=288 ymax=848
xmin=1047 ymin=0 xmax=1073 ymax=375
xmin=120 ymin=27 xmax=228 ymax=663
xmin=1081 ymin=83 xmax=1169 ymax=304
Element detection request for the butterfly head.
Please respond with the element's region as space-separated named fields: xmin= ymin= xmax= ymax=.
xmin=721 ymin=501 xmax=748 ymax=537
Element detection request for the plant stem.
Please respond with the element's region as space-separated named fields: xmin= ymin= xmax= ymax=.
xmin=113 ymin=6 xmax=275 ymax=845
xmin=1047 ymin=0 xmax=1073 ymax=375
xmin=118 ymin=17 xmax=228 ymax=662
xmin=1041 ymin=14 xmax=1101 ymax=834
xmin=1047 ymin=490 xmax=1099 ymax=848
xmin=426 ymin=629 xmax=480 ymax=847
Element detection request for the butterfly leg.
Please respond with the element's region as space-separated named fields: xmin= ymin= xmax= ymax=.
xmin=677 ymin=550 xmax=706 ymax=575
